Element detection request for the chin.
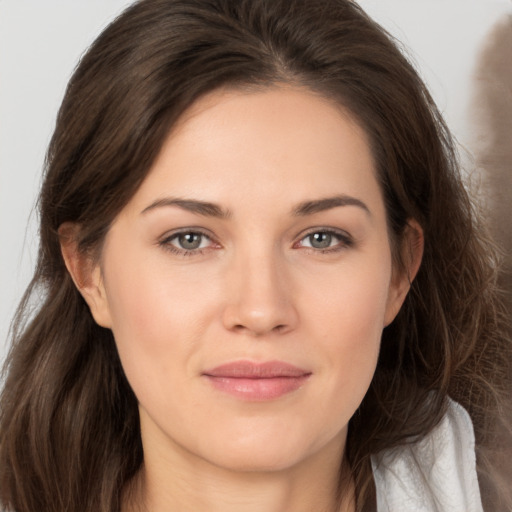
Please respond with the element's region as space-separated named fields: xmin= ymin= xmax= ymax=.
xmin=195 ymin=424 xmax=343 ymax=474
xmin=208 ymin=446 xmax=307 ymax=473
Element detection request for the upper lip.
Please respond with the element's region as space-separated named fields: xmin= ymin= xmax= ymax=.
xmin=203 ymin=360 xmax=311 ymax=379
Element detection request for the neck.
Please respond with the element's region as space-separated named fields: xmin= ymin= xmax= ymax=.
xmin=123 ymin=434 xmax=355 ymax=512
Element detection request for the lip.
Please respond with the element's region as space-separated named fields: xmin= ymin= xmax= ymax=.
xmin=202 ymin=360 xmax=311 ymax=401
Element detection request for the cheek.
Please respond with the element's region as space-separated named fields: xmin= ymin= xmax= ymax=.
xmin=303 ymin=255 xmax=392 ymax=394
xmin=100 ymin=245 xmax=226 ymax=403
xmin=100 ymin=253 xmax=182 ymax=382
xmin=305 ymin=254 xmax=392 ymax=342
xmin=321 ymin=296 xmax=383 ymax=395
xmin=103 ymin=245 xmax=211 ymax=340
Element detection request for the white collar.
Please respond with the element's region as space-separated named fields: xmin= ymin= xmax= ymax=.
xmin=371 ymin=398 xmax=483 ymax=512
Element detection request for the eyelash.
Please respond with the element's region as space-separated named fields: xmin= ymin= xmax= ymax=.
xmin=158 ymin=229 xmax=217 ymax=257
xmin=294 ymin=228 xmax=354 ymax=254
xmin=158 ymin=227 xmax=354 ymax=257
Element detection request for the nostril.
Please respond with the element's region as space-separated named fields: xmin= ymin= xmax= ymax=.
xmin=230 ymin=322 xmax=288 ymax=335
xmin=221 ymin=293 xmax=299 ymax=336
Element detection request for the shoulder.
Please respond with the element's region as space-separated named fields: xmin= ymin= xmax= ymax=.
xmin=371 ymin=398 xmax=483 ymax=512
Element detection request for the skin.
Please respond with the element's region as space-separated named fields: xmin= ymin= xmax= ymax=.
xmin=62 ymin=87 xmax=422 ymax=512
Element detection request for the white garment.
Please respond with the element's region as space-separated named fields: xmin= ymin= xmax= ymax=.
xmin=371 ymin=399 xmax=483 ymax=512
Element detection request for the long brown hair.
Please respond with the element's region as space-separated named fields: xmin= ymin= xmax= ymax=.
xmin=1 ymin=1 xmax=510 ymax=511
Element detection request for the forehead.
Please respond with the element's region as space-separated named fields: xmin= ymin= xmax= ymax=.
xmin=121 ymin=86 xmax=383 ymax=219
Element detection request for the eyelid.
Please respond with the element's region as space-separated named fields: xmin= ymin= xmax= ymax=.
xmin=159 ymin=226 xmax=214 ymax=242
xmin=294 ymin=227 xmax=354 ymax=251
xmin=158 ymin=227 xmax=220 ymax=255
xmin=156 ymin=226 xmax=353 ymax=256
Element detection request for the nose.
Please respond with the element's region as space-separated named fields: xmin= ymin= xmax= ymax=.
xmin=221 ymin=249 xmax=299 ymax=337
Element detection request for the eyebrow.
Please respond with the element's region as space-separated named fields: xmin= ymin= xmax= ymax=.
xmin=292 ymin=195 xmax=370 ymax=216
xmin=141 ymin=197 xmax=231 ymax=219
xmin=141 ymin=194 xmax=370 ymax=219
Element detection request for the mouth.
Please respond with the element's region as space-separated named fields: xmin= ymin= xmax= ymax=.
xmin=202 ymin=360 xmax=312 ymax=401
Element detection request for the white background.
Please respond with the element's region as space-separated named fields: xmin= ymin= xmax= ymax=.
xmin=1 ymin=1 xmax=511 ymax=362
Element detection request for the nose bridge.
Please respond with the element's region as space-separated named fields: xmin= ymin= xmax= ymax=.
xmin=222 ymin=240 xmax=297 ymax=335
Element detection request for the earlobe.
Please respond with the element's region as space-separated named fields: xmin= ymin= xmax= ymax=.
xmin=384 ymin=219 xmax=424 ymax=326
xmin=58 ymin=222 xmax=112 ymax=328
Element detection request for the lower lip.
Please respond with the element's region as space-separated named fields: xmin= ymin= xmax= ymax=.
xmin=204 ymin=375 xmax=310 ymax=401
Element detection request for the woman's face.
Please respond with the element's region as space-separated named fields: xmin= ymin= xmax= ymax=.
xmin=85 ymin=87 xmax=410 ymax=473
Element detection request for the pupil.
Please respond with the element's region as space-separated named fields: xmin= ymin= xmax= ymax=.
xmin=179 ymin=233 xmax=201 ymax=250
xmin=310 ymin=232 xmax=331 ymax=248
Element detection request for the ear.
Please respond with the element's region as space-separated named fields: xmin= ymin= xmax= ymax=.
xmin=384 ymin=219 xmax=424 ymax=326
xmin=59 ymin=222 xmax=112 ymax=328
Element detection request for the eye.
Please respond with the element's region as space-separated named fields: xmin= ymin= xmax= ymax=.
xmin=159 ymin=230 xmax=216 ymax=255
xmin=296 ymin=229 xmax=353 ymax=252
xmin=172 ymin=232 xmax=210 ymax=250
xmin=304 ymin=232 xmax=335 ymax=249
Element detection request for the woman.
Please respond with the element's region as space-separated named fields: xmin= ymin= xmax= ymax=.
xmin=1 ymin=0 xmax=510 ymax=511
